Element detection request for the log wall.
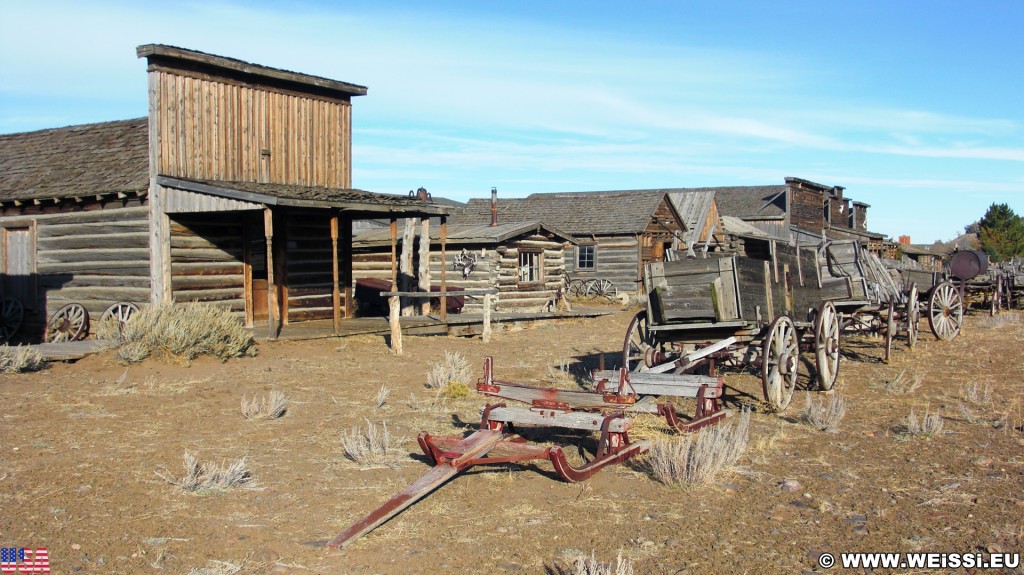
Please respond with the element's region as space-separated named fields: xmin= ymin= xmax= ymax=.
xmin=169 ymin=214 xmax=245 ymax=313
xmin=152 ymin=70 xmax=352 ymax=187
xmin=284 ymin=214 xmax=339 ymax=323
xmin=564 ymin=235 xmax=640 ymax=294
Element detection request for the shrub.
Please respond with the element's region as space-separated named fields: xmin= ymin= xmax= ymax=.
xmin=426 ymin=351 xmax=472 ymax=400
xmin=97 ymin=303 xmax=255 ymax=364
xmin=0 ymin=345 xmax=45 ymax=374
xmin=240 ymin=390 xmax=288 ymax=420
xmin=341 ymin=419 xmax=393 ymax=466
xmin=157 ymin=450 xmax=254 ymax=492
xmin=800 ymin=394 xmax=847 ymax=432
xmin=902 ymin=407 xmax=944 ymax=437
xmin=567 ymin=550 xmax=634 ymax=575
xmin=647 ymin=408 xmax=751 ymax=486
xmin=375 ymin=384 xmax=391 ymax=409
xmin=881 ymin=370 xmax=922 ymax=395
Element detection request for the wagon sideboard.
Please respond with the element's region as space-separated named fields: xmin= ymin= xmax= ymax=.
xmin=645 ymin=242 xmax=854 ymax=327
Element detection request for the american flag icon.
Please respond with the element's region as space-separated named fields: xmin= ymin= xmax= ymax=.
xmin=0 ymin=548 xmax=49 ymax=574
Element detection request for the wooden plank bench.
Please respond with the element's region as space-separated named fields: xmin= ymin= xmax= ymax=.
xmin=590 ymin=370 xmax=723 ymax=398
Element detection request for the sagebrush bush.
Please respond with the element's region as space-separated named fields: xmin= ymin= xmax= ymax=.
xmin=97 ymin=303 xmax=255 ymax=364
xmin=157 ymin=450 xmax=254 ymax=492
xmin=801 ymin=394 xmax=847 ymax=432
xmin=568 ymin=550 xmax=634 ymax=575
xmin=0 ymin=345 xmax=45 ymax=374
xmin=241 ymin=390 xmax=288 ymax=420
xmin=341 ymin=419 xmax=393 ymax=466
xmin=647 ymin=408 xmax=751 ymax=486
xmin=903 ymin=407 xmax=944 ymax=437
xmin=426 ymin=351 xmax=472 ymax=400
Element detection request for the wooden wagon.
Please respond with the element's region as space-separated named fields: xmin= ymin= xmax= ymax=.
xmin=624 ymin=240 xmax=844 ymax=412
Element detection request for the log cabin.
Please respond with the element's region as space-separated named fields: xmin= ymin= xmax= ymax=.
xmin=452 ymin=189 xmax=718 ymax=295
xmin=352 ymin=220 xmax=575 ymax=313
xmin=0 ymin=45 xmax=447 ymax=342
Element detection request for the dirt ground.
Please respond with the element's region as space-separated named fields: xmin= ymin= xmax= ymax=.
xmin=2 ymin=307 xmax=1023 ymax=575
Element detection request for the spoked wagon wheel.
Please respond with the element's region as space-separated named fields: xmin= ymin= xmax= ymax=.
xmin=883 ymin=297 xmax=896 ymax=363
xmin=568 ymin=279 xmax=588 ymax=298
xmin=45 ymin=303 xmax=90 ymax=343
xmin=589 ymin=279 xmax=617 ymax=301
xmin=813 ymin=301 xmax=840 ymax=391
xmin=0 ymin=297 xmax=24 ymax=344
xmin=906 ymin=283 xmax=919 ymax=349
xmin=761 ymin=315 xmax=799 ymax=412
xmin=928 ymin=281 xmax=963 ymax=341
xmin=101 ymin=302 xmax=139 ymax=333
xmin=622 ymin=310 xmax=655 ymax=372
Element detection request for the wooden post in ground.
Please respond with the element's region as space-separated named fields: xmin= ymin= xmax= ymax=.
xmin=264 ymin=208 xmax=278 ymax=339
xmin=342 ymin=216 xmax=353 ymax=319
xmin=419 ymin=217 xmax=431 ymax=315
xmin=440 ymin=216 xmax=448 ymax=321
xmin=331 ymin=214 xmax=341 ymax=333
xmin=401 ymin=218 xmax=416 ymax=316
xmin=388 ymin=295 xmax=403 ymax=355
xmin=482 ymin=293 xmax=492 ymax=343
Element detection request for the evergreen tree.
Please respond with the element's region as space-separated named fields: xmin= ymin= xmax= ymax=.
xmin=978 ymin=203 xmax=1024 ymax=261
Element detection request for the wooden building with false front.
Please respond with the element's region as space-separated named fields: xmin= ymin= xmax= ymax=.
xmin=0 ymin=44 xmax=447 ymax=342
xmin=451 ymin=189 xmax=719 ymax=296
xmin=352 ymin=220 xmax=575 ymax=314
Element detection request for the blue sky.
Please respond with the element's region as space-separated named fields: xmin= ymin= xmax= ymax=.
xmin=2 ymin=1 xmax=1021 ymax=243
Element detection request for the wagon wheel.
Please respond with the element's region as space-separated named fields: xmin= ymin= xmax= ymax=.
xmin=45 ymin=303 xmax=90 ymax=343
xmin=0 ymin=297 xmax=24 ymax=344
xmin=927 ymin=281 xmax=963 ymax=341
xmin=101 ymin=302 xmax=140 ymax=333
xmin=622 ymin=310 xmax=655 ymax=372
xmin=761 ymin=314 xmax=799 ymax=412
xmin=883 ymin=297 xmax=896 ymax=363
xmin=583 ymin=279 xmax=602 ymax=298
xmin=568 ymin=279 xmax=588 ymax=298
xmin=813 ymin=301 xmax=840 ymax=391
xmin=905 ymin=283 xmax=919 ymax=349
xmin=591 ymin=279 xmax=617 ymax=301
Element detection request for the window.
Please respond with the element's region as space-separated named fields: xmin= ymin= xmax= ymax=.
xmin=519 ymin=251 xmax=542 ymax=284
xmin=577 ymin=245 xmax=595 ymax=269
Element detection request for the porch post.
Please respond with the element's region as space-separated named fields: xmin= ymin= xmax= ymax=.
xmin=264 ymin=207 xmax=279 ymax=339
xmin=419 ymin=216 xmax=431 ymax=315
xmin=440 ymin=216 xmax=448 ymax=321
xmin=342 ymin=216 xmax=353 ymax=319
xmin=331 ymin=213 xmax=341 ymax=333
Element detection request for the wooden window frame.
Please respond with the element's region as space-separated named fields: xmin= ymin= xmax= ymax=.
xmin=576 ymin=244 xmax=596 ymax=270
xmin=518 ymin=249 xmax=543 ymax=286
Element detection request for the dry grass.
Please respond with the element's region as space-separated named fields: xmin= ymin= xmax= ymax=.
xmin=901 ymin=406 xmax=944 ymax=437
xmin=800 ymin=393 xmax=847 ymax=432
xmin=96 ymin=302 xmax=255 ymax=364
xmin=961 ymin=381 xmax=993 ymax=406
xmin=566 ymin=550 xmax=635 ymax=575
xmin=0 ymin=345 xmax=45 ymax=374
xmin=375 ymin=384 xmax=391 ymax=409
xmin=426 ymin=351 xmax=472 ymax=401
xmin=976 ymin=313 xmax=1022 ymax=328
xmin=341 ymin=419 xmax=394 ymax=466
xmin=646 ymin=408 xmax=751 ymax=486
xmin=880 ymin=370 xmax=923 ymax=395
xmin=157 ymin=450 xmax=254 ymax=492
xmin=240 ymin=390 xmax=288 ymax=420
xmin=186 ymin=560 xmax=243 ymax=575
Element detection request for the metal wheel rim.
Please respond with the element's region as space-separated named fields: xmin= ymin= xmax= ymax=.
xmin=622 ymin=311 xmax=652 ymax=372
xmin=928 ymin=282 xmax=962 ymax=341
xmin=45 ymin=303 xmax=90 ymax=343
xmin=761 ymin=315 xmax=798 ymax=412
xmin=814 ymin=301 xmax=840 ymax=391
xmin=0 ymin=297 xmax=24 ymax=343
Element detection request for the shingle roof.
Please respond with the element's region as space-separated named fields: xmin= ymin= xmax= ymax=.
xmin=0 ymin=118 xmax=149 ymax=201
xmin=697 ymin=185 xmax=787 ymax=219
xmin=668 ymin=190 xmax=716 ymax=245
xmin=353 ymin=221 xmax=574 ymax=247
xmin=451 ymin=189 xmax=672 ymax=235
xmin=160 ymin=177 xmax=450 ymax=214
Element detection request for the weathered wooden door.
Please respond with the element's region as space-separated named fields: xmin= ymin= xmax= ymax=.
xmin=246 ymin=223 xmax=269 ymax=323
xmin=3 ymin=226 xmax=35 ymax=308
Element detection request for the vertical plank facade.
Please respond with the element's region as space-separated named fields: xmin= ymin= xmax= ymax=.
xmin=152 ymin=70 xmax=352 ymax=188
